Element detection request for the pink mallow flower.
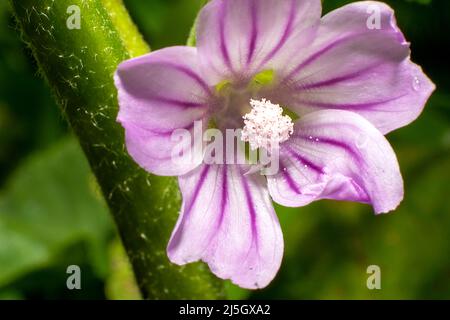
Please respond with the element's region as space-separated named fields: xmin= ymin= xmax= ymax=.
xmin=114 ymin=0 xmax=435 ymax=289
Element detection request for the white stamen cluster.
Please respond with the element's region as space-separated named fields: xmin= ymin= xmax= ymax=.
xmin=241 ymin=98 xmax=294 ymax=150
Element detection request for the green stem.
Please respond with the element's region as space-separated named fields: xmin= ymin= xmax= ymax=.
xmin=9 ymin=0 xmax=224 ymax=299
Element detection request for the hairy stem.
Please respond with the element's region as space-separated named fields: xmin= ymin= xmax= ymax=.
xmin=9 ymin=0 xmax=224 ymax=299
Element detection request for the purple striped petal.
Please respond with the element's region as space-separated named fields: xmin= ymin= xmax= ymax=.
xmin=268 ymin=110 xmax=403 ymax=214
xmin=168 ymin=163 xmax=283 ymax=289
xmin=276 ymin=1 xmax=435 ymax=134
xmin=115 ymin=47 xmax=211 ymax=176
xmin=196 ymin=0 xmax=321 ymax=84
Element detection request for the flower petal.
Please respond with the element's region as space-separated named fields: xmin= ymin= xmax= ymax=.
xmin=267 ymin=110 xmax=403 ymax=214
xmin=196 ymin=0 xmax=321 ymax=84
xmin=277 ymin=1 xmax=435 ymax=134
xmin=115 ymin=46 xmax=211 ymax=176
xmin=168 ymin=163 xmax=283 ymax=289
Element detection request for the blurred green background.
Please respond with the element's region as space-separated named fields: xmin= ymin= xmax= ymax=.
xmin=0 ymin=0 xmax=449 ymax=299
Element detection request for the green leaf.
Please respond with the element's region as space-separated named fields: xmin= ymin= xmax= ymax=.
xmin=0 ymin=137 xmax=112 ymax=287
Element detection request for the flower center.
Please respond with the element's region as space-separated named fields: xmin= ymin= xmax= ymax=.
xmin=241 ymin=98 xmax=294 ymax=151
